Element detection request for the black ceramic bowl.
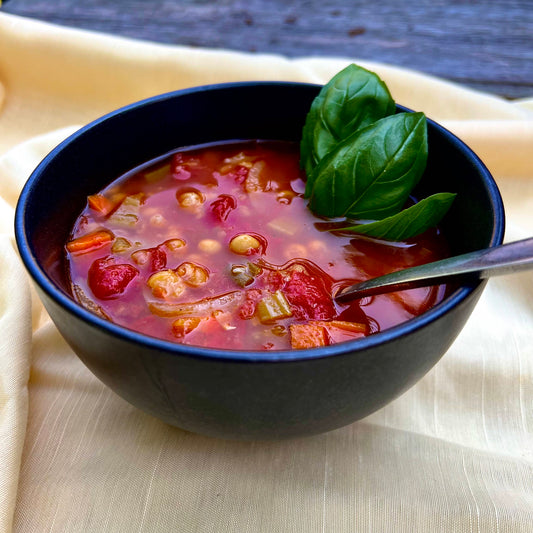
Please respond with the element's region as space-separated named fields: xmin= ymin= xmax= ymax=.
xmin=15 ymin=82 xmax=504 ymax=440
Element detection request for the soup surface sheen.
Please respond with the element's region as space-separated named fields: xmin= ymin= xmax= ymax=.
xmin=66 ymin=141 xmax=449 ymax=351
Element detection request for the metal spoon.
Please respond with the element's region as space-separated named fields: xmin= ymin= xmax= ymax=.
xmin=334 ymin=237 xmax=533 ymax=303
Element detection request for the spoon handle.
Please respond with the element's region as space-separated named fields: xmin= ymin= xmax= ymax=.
xmin=335 ymin=237 xmax=533 ymax=302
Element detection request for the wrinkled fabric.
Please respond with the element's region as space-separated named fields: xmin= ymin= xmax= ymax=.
xmin=0 ymin=12 xmax=532 ymax=533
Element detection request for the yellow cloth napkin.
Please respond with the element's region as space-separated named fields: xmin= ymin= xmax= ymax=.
xmin=1 ymin=12 xmax=533 ymax=533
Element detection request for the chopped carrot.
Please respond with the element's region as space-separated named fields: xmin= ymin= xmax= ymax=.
xmin=321 ymin=320 xmax=366 ymax=344
xmin=87 ymin=194 xmax=116 ymax=216
xmin=289 ymin=320 xmax=367 ymax=349
xmin=66 ymin=230 xmax=114 ymax=254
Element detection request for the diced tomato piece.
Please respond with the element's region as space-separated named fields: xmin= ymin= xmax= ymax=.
xmin=238 ymin=289 xmax=263 ymax=320
xmin=229 ymin=165 xmax=249 ymax=184
xmin=66 ymin=230 xmax=114 ymax=254
xmin=88 ymin=257 xmax=138 ymax=300
xmin=290 ymin=323 xmax=329 ymax=349
xmin=210 ymin=194 xmax=237 ymax=222
xmin=149 ymin=246 xmax=167 ymax=272
xmin=87 ymin=194 xmax=116 ymax=216
xmin=170 ymin=153 xmax=193 ymax=180
xmin=263 ymin=271 xmax=285 ymax=292
xmin=283 ymin=271 xmax=335 ymax=320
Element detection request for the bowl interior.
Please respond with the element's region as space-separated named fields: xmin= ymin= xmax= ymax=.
xmin=16 ymin=82 xmax=504 ymax=352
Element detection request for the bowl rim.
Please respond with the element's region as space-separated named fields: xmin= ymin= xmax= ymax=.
xmin=14 ymin=81 xmax=505 ymax=363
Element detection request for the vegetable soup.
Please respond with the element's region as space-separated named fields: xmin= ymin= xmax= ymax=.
xmin=66 ymin=140 xmax=449 ymax=351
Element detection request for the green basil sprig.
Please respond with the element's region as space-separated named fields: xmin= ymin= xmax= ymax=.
xmin=301 ymin=64 xmax=455 ymax=241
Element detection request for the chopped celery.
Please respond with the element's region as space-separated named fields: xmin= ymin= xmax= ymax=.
xmin=229 ymin=262 xmax=262 ymax=287
xmin=108 ymin=193 xmax=144 ymax=226
xmin=111 ymin=237 xmax=132 ymax=253
xmin=267 ymin=215 xmax=298 ymax=236
xmin=256 ymin=290 xmax=293 ymax=324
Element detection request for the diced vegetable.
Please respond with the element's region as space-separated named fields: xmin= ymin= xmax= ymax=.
xmin=283 ymin=270 xmax=335 ymax=320
xmin=256 ymin=290 xmax=293 ymax=324
xmin=220 ymin=152 xmax=254 ymax=174
xmin=88 ymin=257 xmax=138 ymax=300
xmin=144 ymin=164 xmax=170 ymax=183
xmin=229 ymin=262 xmax=262 ymax=287
xmin=244 ymin=160 xmax=265 ymax=192
xmin=271 ymin=325 xmax=287 ymax=337
xmin=131 ymin=246 xmax=167 ymax=272
xmin=87 ymin=194 xmax=116 ymax=216
xmin=267 ymin=215 xmax=298 ymax=236
xmin=290 ymin=323 xmax=329 ymax=349
xmin=290 ymin=320 xmax=367 ymax=349
xmin=111 ymin=237 xmax=132 ymax=254
xmin=66 ymin=229 xmax=114 ymax=254
xmin=108 ymin=193 xmax=144 ymax=226
xmin=322 ymin=320 xmax=367 ymax=343
xmin=210 ymin=194 xmax=237 ymax=222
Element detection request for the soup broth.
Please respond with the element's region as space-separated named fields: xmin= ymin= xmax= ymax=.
xmin=66 ymin=141 xmax=449 ymax=351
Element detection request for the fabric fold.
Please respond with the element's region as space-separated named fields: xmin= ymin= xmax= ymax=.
xmin=0 ymin=237 xmax=31 ymax=533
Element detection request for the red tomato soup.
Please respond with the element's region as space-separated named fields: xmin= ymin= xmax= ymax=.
xmin=66 ymin=141 xmax=449 ymax=351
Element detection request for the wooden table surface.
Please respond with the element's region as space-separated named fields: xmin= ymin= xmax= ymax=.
xmin=2 ymin=0 xmax=532 ymax=99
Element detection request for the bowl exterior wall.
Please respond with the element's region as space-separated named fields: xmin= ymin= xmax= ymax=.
xmin=37 ymin=282 xmax=485 ymax=440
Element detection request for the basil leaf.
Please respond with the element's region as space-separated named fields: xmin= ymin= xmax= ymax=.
xmin=301 ymin=64 xmax=395 ymax=194
xmin=334 ymin=193 xmax=456 ymax=241
xmin=308 ymin=112 xmax=428 ymax=220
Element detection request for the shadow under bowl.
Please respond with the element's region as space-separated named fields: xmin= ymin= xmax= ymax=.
xmin=15 ymin=82 xmax=504 ymax=440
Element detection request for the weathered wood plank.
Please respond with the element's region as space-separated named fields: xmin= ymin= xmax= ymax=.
xmin=3 ymin=0 xmax=532 ymax=98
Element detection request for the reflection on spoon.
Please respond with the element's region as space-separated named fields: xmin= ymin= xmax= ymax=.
xmin=334 ymin=237 xmax=533 ymax=303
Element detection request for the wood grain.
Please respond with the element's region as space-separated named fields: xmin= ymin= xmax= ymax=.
xmin=3 ymin=0 xmax=532 ymax=98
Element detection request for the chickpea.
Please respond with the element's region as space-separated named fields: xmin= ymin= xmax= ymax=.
xmin=308 ymin=240 xmax=327 ymax=255
xmin=229 ymin=234 xmax=262 ymax=255
xmin=150 ymin=214 xmax=166 ymax=227
xmin=177 ymin=262 xmax=209 ymax=287
xmin=172 ymin=317 xmax=202 ymax=338
xmin=164 ymin=238 xmax=186 ymax=251
xmin=177 ymin=189 xmax=204 ymax=208
xmin=198 ymin=239 xmax=222 ymax=254
xmin=131 ymin=249 xmax=150 ymax=265
xmin=147 ymin=270 xmax=185 ymax=299
xmin=284 ymin=243 xmax=307 ymax=260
